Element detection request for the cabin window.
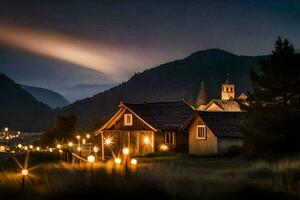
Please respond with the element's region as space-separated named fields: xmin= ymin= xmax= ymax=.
xmin=196 ymin=125 xmax=206 ymax=139
xmin=124 ymin=114 xmax=133 ymax=126
xmin=165 ymin=132 xmax=175 ymax=144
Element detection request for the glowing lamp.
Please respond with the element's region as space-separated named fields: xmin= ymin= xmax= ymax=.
xmin=160 ymin=144 xmax=169 ymax=152
xmin=36 ymin=147 xmax=40 ymax=151
xmin=49 ymin=148 xmax=53 ymax=152
xmin=21 ymin=169 xmax=28 ymax=176
xmin=104 ymin=138 xmax=111 ymax=146
xmin=130 ymin=158 xmax=137 ymax=165
xmin=77 ymin=147 xmax=81 ymax=151
xmin=76 ymin=135 xmax=80 ymax=140
xmin=29 ymin=145 xmax=33 ymax=149
xmin=18 ymin=144 xmax=22 ymax=148
xmin=86 ymin=134 xmax=90 ymax=139
xmin=82 ymin=139 xmax=86 ymax=144
xmin=56 ymin=144 xmax=61 ymax=149
xmin=114 ymin=158 xmax=121 ymax=164
xmin=68 ymin=142 xmax=73 ymax=147
xmin=4 ymin=127 xmax=8 ymax=132
xmin=93 ymin=146 xmax=98 ymax=153
xmin=143 ymin=137 xmax=150 ymax=145
xmin=24 ymin=146 xmax=28 ymax=151
xmin=122 ymin=147 xmax=129 ymax=155
xmin=87 ymin=155 xmax=95 ymax=163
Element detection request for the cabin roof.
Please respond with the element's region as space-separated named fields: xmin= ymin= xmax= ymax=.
xmin=122 ymin=101 xmax=194 ymax=131
xmin=197 ymin=111 xmax=245 ymax=138
xmin=205 ymin=99 xmax=242 ymax=112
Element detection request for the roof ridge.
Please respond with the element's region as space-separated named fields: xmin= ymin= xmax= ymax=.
xmin=123 ymin=101 xmax=185 ymax=105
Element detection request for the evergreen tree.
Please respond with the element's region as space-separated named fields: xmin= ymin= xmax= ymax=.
xmin=243 ymin=37 xmax=300 ymax=158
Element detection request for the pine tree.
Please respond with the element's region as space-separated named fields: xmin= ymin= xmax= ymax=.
xmin=243 ymin=37 xmax=300 ymax=158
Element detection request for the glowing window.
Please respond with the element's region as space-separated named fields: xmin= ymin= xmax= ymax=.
xmin=124 ymin=114 xmax=133 ymax=126
xmin=196 ymin=125 xmax=206 ymax=139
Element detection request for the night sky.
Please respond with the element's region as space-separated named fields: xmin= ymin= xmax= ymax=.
xmin=0 ymin=0 xmax=300 ymax=82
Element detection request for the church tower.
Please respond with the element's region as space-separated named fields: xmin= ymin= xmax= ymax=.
xmin=221 ymin=79 xmax=235 ymax=100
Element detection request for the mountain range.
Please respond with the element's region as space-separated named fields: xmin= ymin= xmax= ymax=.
xmin=56 ymin=83 xmax=117 ymax=103
xmin=61 ymin=49 xmax=266 ymax=129
xmin=21 ymin=85 xmax=69 ymax=109
xmin=0 ymin=46 xmax=114 ymax=98
xmin=1 ymin=48 xmax=267 ymax=131
xmin=0 ymin=73 xmax=53 ymax=131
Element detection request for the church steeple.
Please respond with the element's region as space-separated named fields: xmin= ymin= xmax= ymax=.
xmin=195 ymin=80 xmax=207 ymax=107
xmin=221 ymin=75 xmax=235 ymax=100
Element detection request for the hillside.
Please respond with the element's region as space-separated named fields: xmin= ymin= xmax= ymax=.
xmin=0 ymin=74 xmax=53 ymax=131
xmin=61 ymin=49 xmax=265 ymax=129
xmin=56 ymin=83 xmax=116 ymax=102
xmin=21 ymin=85 xmax=69 ymax=108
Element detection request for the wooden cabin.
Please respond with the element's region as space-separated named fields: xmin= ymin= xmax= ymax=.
xmin=182 ymin=111 xmax=244 ymax=155
xmin=97 ymin=101 xmax=194 ymax=157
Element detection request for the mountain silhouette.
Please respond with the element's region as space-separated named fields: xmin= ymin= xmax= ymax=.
xmin=61 ymin=49 xmax=267 ymax=129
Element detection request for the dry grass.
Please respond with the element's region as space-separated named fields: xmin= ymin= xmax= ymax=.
xmin=0 ymin=155 xmax=299 ymax=200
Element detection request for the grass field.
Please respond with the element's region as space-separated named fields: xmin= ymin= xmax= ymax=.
xmin=0 ymin=154 xmax=299 ymax=200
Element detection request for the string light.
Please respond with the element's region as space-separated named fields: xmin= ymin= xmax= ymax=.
xmin=21 ymin=169 xmax=28 ymax=176
xmin=87 ymin=155 xmax=95 ymax=163
xmin=122 ymin=147 xmax=129 ymax=155
xmin=114 ymin=158 xmax=121 ymax=164
xmin=130 ymin=158 xmax=137 ymax=165
xmin=160 ymin=144 xmax=169 ymax=152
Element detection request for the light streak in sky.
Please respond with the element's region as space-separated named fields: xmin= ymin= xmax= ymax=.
xmin=0 ymin=24 xmax=139 ymax=79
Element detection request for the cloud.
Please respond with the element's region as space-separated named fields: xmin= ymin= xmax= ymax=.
xmin=0 ymin=24 xmax=142 ymax=80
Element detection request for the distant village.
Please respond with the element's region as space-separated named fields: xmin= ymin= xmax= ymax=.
xmin=97 ymin=79 xmax=248 ymax=157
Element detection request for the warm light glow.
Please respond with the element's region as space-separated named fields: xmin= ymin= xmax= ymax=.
xmin=77 ymin=147 xmax=81 ymax=151
xmin=29 ymin=145 xmax=33 ymax=149
xmin=143 ymin=136 xmax=150 ymax=145
xmin=87 ymin=155 xmax=95 ymax=163
xmin=21 ymin=169 xmax=28 ymax=176
xmin=24 ymin=146 xmax=28 ymax=151
xmin=49 ymin=148 xmax=53 ymax=152
xmin=0 ymin=24 xmax=145 ymax=79
xmin=114 ymin=158 xmax=121 ymax=164
xmin=104 ymin=137 xmax=112 ymax=146
xmin=93 ymin=146 xmax=98 ymax=153
xmin=4 ymin=127 xmax=8 ymax=132
xmin=56 ymin=144 xmax=61 ymax=149
xmin=86 ymin=134 xmax=90 ymax=139
xmin=18 ymin=144 xmax=22 ymax=148
xmin=0 ymin=146 xmax=5 ymax=152
xmin=122 ymin=147 xmax=129 ymax=155
xmin=130 ymin=158 xmax=137 ymax=165
xmin=59 ymin=149 xmax=63 ymax=153
xmin=159 ymin=144 xmax=169 ymax=152
xmin=76 ymin=135 xmax=80 ymax=140
xmin=82 ymin=139 xmax=86 ymax=144
xmin=36 ymin=147 xmax=40 ymax=151
xmin=68 ymin=142 xmax=73 ymax=147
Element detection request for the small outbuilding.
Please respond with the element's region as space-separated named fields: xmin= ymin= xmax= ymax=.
xmin=182 ymin=111 xmax=244 ymax=155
